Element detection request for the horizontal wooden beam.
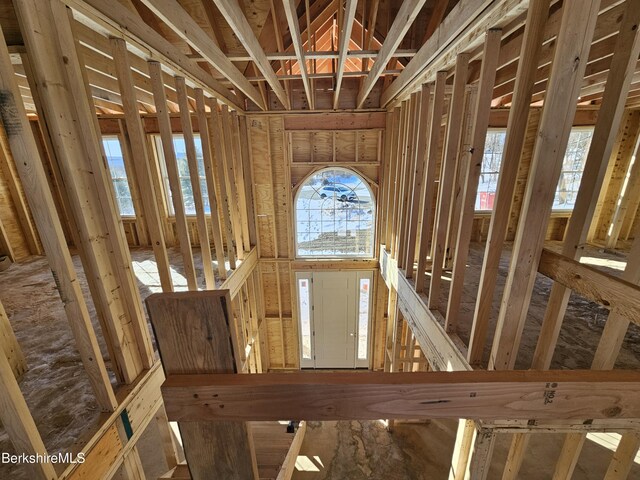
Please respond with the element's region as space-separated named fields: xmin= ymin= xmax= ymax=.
xmin=162 ymin=370 xmax=640 ymax=422
xmin=282 ymin=112 xmax=387 ymax=130
xmin=221 ymin=49 xmax=419 ymax=62
xmin=538 ymin=248 xmax=640 ymax=324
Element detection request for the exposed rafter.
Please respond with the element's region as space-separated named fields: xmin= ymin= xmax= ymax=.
xmin=333 ymin=0 xmax=358 ymax=109
xmin=138 ymin=0 xmax=266 ymax=109
xmin=213 ymin=0 xmax=290 ymax=109
xmin=282 ymin=0 xmax=314 ymax=108
xmin=356 ymin=0 xmax=428 ymax=108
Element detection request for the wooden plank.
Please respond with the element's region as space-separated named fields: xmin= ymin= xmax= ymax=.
xmin=282 ymin=0 xmax=313 ymax=109
xmin=16 ymin=0 xmax=150 ymax=383
xmin=275 ymin=421 xmax=306 ymax=480
xmin=533 ymin=0 xmax=640 ymax=370
xmin=231 ymin=112 xmax=251 ymax=253
xmin=219 ymin=247 xmax=258 ymax=300
xmin=415 ymin=71 xmax=447 ymax=293
xmin=467 ymin=0 xmax=551 ymax=366
xmin=603 ymin=432 xmax=640 ymax=479
xmin=176 ymin=76 xmax=215 ymax=290
xmin=238 ymin=115 xmax=258 ymax=247
xmin=333 ymin=0 xmax=358 ymax=109
xmin=195 ymin=89 xmax=227 ymax=280
xmin=490 ymin=0 xmax=601 ymax=371
xmin=206 ymin=97 xmax=237 ymax=269
xmin=429 ymin=53 xmax=469 ymax=310
xmin=357 ymin=0 xmax=428 ymax=108
xmin=112 ymin=37 xmax=172 ymax=292
xmin=148 ymin=61 xmax=198 ymax=291
xmin=163 ymin=369 xmax=640 ymax=422
xmin=283 ymin=112 xmax=387 ymax=130
xmin=146 ymin=291 xmax=258 ymax=480
xmin=212 ymin=0 xmax=289 ymax=110
xmin=444 ymin=30 xmax=501 ymax=332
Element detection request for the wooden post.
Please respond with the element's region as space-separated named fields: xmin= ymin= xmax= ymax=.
xmin=0 ymin=301 xmax=26 ymax=379
xmin=416 ymin=71 xmax=447 ymax=294
xmin=112 ymin=37 xmax=173 ymax=292
xmin=489 ymin=0 xmax=600 ymax=371
xmin=148 ymin=61 xmax=198 ymax=291
xmin=445 ymin=30 xmax=501 ymax=333
xmin=146 ymin=291 xmax=259 ymax=480
xmin=175 ymin=76 xmax=216 ymax=289
xmin=429 ymin=54 xmax=469 ymax=310
xmin=194 ymin=89 xmax=227 ymax=280
xmin=238 ymin=115 xmax=258 ymax=247
xmin=467 ymin=0 xmax=552 ymax=366
xmin=231 ymin=112 xmax=252 ymax=253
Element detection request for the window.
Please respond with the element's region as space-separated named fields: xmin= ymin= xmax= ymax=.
xmin=476 ymin=129 xmax=506 ymax=211
xmin=295 ymin=168 xmax=375 ymax=258
xmin=475 ymin=128 xmax=594 ymax=212
xmin=553 ymin=128 xmax=593 ymax=210
xmin=357 ymin=277 xmax=370 ymax=361
xmin=155 ymin=135 xmax=210 ymax=215
xmin=103 ymin=136 xmax=135 ymax=216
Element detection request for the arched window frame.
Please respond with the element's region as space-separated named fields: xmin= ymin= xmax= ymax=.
xmin=293 ymin=167 xmax=376 ymax=259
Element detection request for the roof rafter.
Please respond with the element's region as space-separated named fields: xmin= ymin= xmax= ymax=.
xmin=356 ymin=0 xmax=427 ymax=108
xmin=138 ymin=0 xmax=266 ymax=109
xmin=213 ymin=0 xmax=290 ymax=109
xmin=333 ymin=0 xmax=357 ymax=109
xmin=282 ymin=0 xmax=314 ymax=108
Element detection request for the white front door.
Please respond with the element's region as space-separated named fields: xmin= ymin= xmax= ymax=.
xmin=296 ymin=271 xmax=372 ymax=369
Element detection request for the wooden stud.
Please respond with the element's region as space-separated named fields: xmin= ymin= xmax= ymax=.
xmin=194 ymin=89 xmax=227 ymax=280
xmin=16 ymin=0 xmax=152 ymax=382
xmin=467 ymin=0 xmax=551 ymax=366
xmin=445 ymin=30 xmax=502 ymax=332
xmin=533 ymin=0 xmax=640 ymax=370
xmin=416 ymin=72 xmax=447 ymax=294
xmin=112 ymin=37 xmax=173 ymax=292
xmin=175 ymin=76 xmax=215 ymax=290
xmin=238 ymin=115 xmax=258 ymax=247
xmin=148 ymin=61 xmax=198 ymax=291
xmin=206 ymin=97 xmax=237 ymax=269
xmin=404 ymin=84 xmax=432 ymax=279
xmin=429 ymin=53 xmax=469 ymax=310
xmin=231 ymin=112 xmax=251 ymax=253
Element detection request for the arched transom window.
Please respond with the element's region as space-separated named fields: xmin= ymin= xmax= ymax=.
xmin=295 ymin=168 xmax=375 ymax=258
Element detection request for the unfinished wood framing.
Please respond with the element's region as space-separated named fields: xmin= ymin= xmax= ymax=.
xmin=2 ymin=0 xmax=640 ymax=478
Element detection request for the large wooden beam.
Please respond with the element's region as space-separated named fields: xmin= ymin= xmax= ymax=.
xmin=282 ymin=0 xmax=313 ymax=109
xmin=162 ymin=370 xmax=640 ymax=422
xmin=333 ymin=0 xmax=358 ymax=109
xmin=490 ymin=0 xmax=600 ymax=371
xmin=357 ymin=0 xmax=427 ymax=108
xmin=213 ymin=0 xmax=290 ymax=110
xmin=147 ymin=291 xmax=259 ymax=480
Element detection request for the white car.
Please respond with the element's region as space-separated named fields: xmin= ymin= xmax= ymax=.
xmin=319 ymin=185 xmax=356 ymax=202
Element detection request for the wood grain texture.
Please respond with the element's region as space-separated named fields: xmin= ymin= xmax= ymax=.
xmin=162 ymin=370 xmax=640 ymax=422
xmin=147 ymin=291 xmax=258 ymax=480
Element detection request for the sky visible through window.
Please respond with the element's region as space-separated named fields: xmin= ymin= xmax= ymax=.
xmin=103 ymin=136 xmax=135 ymax=216
xmin=296 ymin=168 xmax=374 ymax=257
